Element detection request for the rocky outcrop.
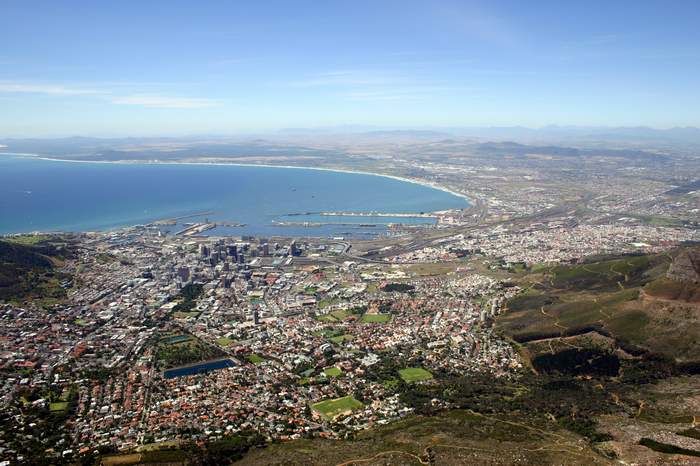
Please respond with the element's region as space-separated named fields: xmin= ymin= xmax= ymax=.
xmin=667 ymin=248 xmax=700 ymax=284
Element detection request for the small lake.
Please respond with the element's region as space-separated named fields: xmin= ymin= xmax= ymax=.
xmin=163 ymin=358 xmax=235 ymax=379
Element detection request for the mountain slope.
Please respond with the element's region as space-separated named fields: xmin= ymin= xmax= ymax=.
xmin=0 ymin=237 xmax=71 ymax=303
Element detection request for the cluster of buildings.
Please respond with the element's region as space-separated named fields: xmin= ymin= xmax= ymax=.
xmin=3 ymin=162 xmax=697 ymax=462
xmin=389 ymin=220 xmax=700 ymax=266
xmin=0 ymin=224 xmax=523 ymax=462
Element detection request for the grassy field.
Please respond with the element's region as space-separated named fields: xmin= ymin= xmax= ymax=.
xmin=329 ymin=334 xmax=353 ymax=344
xmin=361 ymin=313 xmax=391 ymax=323
xmin=215 ymin=337 xmax=234 ymax=346
xmin=156 ymin=334 xmax=224 ymax=369
xmin=101 ymin=454 xmax=143 ymax=466
xmin=317 ymin=308 xmax=355 ymax=322
xmin=248 ymin=354 xmax=265 ymax=364
xmin=173 ymin=311 xmax=200 ymax=319
xmin=399 ymin=367 xmax=433 ymax=383
xmin=5 ymin=234 xmax=54 ymax=246
xmin=405 ymin=261 xmax=464 ymax=276
xmin=101 ymin=448 xmax=191 ymax=465
xmin=311 ymin=396 xmax=363 ymax=420
xmin=626 ymin=214 xmax=686 ymax=227
xmin=330 ymin=309 xmax=352 ymax=320
xmin=324 ymin=366 xmax=343 ymax=377
xmin=49 ymin=401 xmax=68 ymax=412
xmin=136 ymin=440 xmax=180 ymax=452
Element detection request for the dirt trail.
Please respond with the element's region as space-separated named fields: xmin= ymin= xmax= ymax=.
xmin=335 ymin=450 xmax=429 ymax=465
xmin=540 ymin=306 xmax=568 ymax=333
xmin=636 ymin=399 xmax=646 ymax=417
xmin=335 ymin=409 xmax=597 ymax=466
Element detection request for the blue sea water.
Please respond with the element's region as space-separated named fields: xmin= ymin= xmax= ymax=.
xmin=0 ymin=155 xmax=468 ymax=237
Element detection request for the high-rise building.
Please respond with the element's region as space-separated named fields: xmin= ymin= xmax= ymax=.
xmin=177 ymin=266 xmax=190 ymax=282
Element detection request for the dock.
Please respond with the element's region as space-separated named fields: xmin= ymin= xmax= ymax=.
xmin=175 ymin=223 xmax=217 ymax=236
xmin=319 ymin=211 xmax=438 ymax=218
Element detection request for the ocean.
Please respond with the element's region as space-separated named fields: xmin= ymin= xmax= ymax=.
xmin=0 ymin=155 xmax=468 ymax=238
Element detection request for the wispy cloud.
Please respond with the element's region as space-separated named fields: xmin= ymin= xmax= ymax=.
xmin=344 ymin=86 xmax=478 ymax=102
xmin=0 ymin=82 xmax=101 ymax=95
xmin=0 ymin=81 xmax=219 ymax=109
xmin=111 ymin=95 xmax=221 ymax=109
xmin=285 ymin=69 xmax=479 ymax=103
xmin=286 ymin=70 xmax=392 ymax=88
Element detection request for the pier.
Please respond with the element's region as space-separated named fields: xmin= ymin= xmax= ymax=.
xmin=175 ymin=222 xmax=217 ymax=236
xmin=319 ymin=211 xmax=438 ymax=218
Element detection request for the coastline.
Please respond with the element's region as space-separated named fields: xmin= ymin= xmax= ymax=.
xmin=3 ymin=152 xmax=472 ymax=205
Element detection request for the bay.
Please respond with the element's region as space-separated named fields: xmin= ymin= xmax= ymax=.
xmin=0 ymin=155 xmax=468 ymax=238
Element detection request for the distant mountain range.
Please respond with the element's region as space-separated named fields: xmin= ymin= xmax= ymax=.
xmin=448 ymin=125 xmax=700 ymax=145
xmin=1 ymin=125 xmax=699 ymax=159
xmin=279 ymin=125 xmax=700 ymax=145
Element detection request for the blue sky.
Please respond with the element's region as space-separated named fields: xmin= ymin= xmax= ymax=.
xmin=1 ymin=0 xmax=699 ymax=136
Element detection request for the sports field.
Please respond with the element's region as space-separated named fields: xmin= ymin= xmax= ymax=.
xmin=399 ymin=367 xmax=433 ymax=383
xmin=50 ymin=401 xmax=69 ymax=412
xmin=329 ymin=334 xmax=353 ymax=344
xmin=324 ymin=366 xmax=343 ymax=377
xmin=248 ymin=354 xmax=265 ymax=364
xmin=215 ymin=337 xmax=234 ymax=346
xmin=311 ymin=396 xmax=363 ymax=420
xmin=361 ymin=313 xmax=391 ymax=323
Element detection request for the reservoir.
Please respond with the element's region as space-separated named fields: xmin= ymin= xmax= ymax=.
xmin=163 ymin=358 xmax=236 ymax=379
xmin=0 ymin=155 xmax=468 ymax=238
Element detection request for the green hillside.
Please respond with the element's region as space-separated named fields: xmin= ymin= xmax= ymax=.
xmin=0 ymin=237 xmax=71 ymax=303
xmin=497 ymin=247 xmax=700 ymax=363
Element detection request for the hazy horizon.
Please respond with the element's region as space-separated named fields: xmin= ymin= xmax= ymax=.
xmin=2 ymin=124 xmax=700 ymax=142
